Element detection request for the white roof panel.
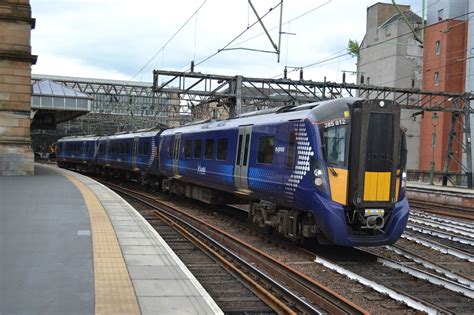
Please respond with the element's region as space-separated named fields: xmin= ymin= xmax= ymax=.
xmin=32 ymin=80 xmax=92 ymax=99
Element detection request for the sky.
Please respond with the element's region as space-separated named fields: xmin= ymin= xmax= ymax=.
xmin=30 ymin=0 xmax=424 ymax=84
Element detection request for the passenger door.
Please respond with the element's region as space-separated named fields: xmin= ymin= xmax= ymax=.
xmin=132 ymin=136 xmax=139 ymax=170
xmin=234 ymin=126 xmax=252 ymax=192
xmin=82 ymin=141 xmax=86 ymax=161
xmin=172 ymin=133 xmax=181 ymax=177
xmin=105 ymin=140 xmax=110 ymax=164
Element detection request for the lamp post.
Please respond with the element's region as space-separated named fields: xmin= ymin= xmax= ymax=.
xmin=430 ymin=112 xmax=439 ymax=185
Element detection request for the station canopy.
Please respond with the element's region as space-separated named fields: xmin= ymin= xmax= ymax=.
xmin=31 ymin=80 xmax=92 ymax=129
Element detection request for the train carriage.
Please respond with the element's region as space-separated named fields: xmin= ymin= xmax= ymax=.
xmin=57 ymin=97 xmax=409 ymax=247
xmin=158 ymin=97 xmax=409 ymax=246
xmin=57 ymin=136 xmax=100 ymax=171
xmin=97 ymin=130 xmax=161 ymax=181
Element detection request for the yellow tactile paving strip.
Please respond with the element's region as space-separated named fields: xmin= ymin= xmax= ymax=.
xmin=62 ymin=172 xmax=141 ymax=315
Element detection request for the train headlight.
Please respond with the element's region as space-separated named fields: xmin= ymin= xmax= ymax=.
xmin=311 ymin=159 xmax=330 ymax=194
xmin=401 ymin=171 xmax=407 ymax=189
xmin=314 ymin=177 xmax=324 ymax=186
xmin=313 ymin=169 xmax=323 ymax=177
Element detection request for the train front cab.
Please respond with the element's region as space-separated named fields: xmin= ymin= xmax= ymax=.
xmin=315 ymin=99 xmax=409 ymax=246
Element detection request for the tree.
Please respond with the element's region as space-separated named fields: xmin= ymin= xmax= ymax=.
xmin=347 ymin=39 xmax=360 ymax=57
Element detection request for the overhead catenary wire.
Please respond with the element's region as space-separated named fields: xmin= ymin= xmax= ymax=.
xmin=130 ymin=0 xmax=207 ymax=81
xmin=184 ymin=0 xmax=331 ymax=71
xmin=190 ymin=0 xmax=282 ymax=70
xmin=271 ymin=1 xmax=437 ymax=79
xmin=231 ymin=0 xmax=332 ymax=49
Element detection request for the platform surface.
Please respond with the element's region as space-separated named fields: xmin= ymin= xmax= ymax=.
xmin=0 ymin=164 xmax=222 ymax=315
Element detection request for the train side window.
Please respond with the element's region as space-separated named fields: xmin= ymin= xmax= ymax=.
xmin=184 ymin=140 xmax=192 ymax=158
xmin=194 ymin=139 xmax=202 ymax=158
xmin=217 ymin=138 xmax=228 ymax=161
xmin=204 ymin=139 xmax=214 ymax=159
xmin=236 ymin=135 xmax=243 ymax=165
xmin=243 ymin=134 xmax=250 ymax=166
xmin=168 ymin=138 xmax=174 ymax=158
xmin=126 ymin=142 xmax=131 ymax=154
xmin=257 ymin=136 xmax=275 ymax=164
xmin=144 ymin=141 xmax=149 ymax=155
xmin=286 ymin=131 xmax=296 ymax=169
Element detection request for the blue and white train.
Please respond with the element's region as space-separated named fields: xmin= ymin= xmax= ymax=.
xmin=57 ymin=97 xmax=409 ymax=247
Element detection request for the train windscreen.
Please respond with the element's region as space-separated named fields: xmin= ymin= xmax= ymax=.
xmin=321 ymin=125 xmax=348 ymax=167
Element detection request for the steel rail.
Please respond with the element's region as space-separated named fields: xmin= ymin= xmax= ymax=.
xmin=152 ymin=210 xmax=297 ymax=315
xmin=314 ymin=256 xmax=442 ymax=315
xmin=401 ymin=233 xmax=474 ymax=262
xmin=406 ymin=223 xmax=474 ymax=246
xmin=106 ymin=183 xmax=342 ymax=314
xmin=386 ymin=244 xmax=474 ymax=289
xmin=409 ymin=217 xmax=474 ymax=237
xmin=411 ymin=210 xmax=474 ymax=229
xmin=377 ymin=257 xmax=474 ymax=298
xmin=409 ymin=200 xmax=474 ymax=221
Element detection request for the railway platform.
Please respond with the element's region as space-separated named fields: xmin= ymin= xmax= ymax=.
xmin=0 ymin=164 xmax=222 ymax=315
xmin=407 ymin=181 xmax=474 ymax=197
xmin=406 ymin=181 xmax=474 ymax=220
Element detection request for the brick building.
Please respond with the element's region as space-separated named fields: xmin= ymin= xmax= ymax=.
xmin=419 ymin=18 xmax=467 ymax=173
xmin=0 ymin=0 xmax=36 ymax=175
xmin=419 ymin=0 xmax=471 ymax=176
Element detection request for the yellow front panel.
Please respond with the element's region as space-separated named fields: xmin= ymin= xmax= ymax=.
xmin=376 ymin=172 xmax=391 ymax=201
xmin=328 ymin=168 xmax=348 ymax=205
xmin=395 ymin=170 xmax=400 ymax=200
xmin=363 ymin=172 xmax=378 ymax=201
xmin=363 ymin=171 xmax=391 ymax=201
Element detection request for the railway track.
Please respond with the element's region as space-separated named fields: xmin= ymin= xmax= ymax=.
xmin=98 ymin=179 xmax=474 ymax=314
xmin=409 ymin=199 xmax=474 ymax=221
xmin=317 ymin=246 xmax=474 ymax=314
xmin=404 ymin=210 xmax=474 ymax=260
xmin=105 ymin=182 xmax=368 ymax=315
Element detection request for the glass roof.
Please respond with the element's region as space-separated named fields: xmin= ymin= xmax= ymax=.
xmin=32 ymin=80 xmax=91 ymax=99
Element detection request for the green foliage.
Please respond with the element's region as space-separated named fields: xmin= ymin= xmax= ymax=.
xmin=347 ymin=39 xmax=360 ymax=57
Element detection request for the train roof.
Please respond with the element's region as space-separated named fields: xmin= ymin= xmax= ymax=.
xmin=162 ymin=97 xmax=363 ymax=135
xmin=99 ymin=129 xmax=162 ymax=141
xmin=57 ymin=135 xmax=101 ymax=142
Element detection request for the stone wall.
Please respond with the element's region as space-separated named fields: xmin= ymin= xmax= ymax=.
xmin=0 ymin=0 xmax=36 ymax=175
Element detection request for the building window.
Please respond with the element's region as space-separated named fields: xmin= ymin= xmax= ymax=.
xmin=367 ymin=77 xmax=371 ymax=85
xmin=438 ymin=9 xmax=443 ymax=21
xmin=360 ymin=75 xmax=365 ymax=84
xmin=435 ymin=40 xmax=441 ymax=55
xmin=434 ymin=72 xmax=440 ymax=86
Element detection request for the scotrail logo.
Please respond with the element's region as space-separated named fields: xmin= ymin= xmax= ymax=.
xmin=197 ymin=164 xmax=206 ymax=175
xmin=275 ymin=146 xmax=285 ymax=153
